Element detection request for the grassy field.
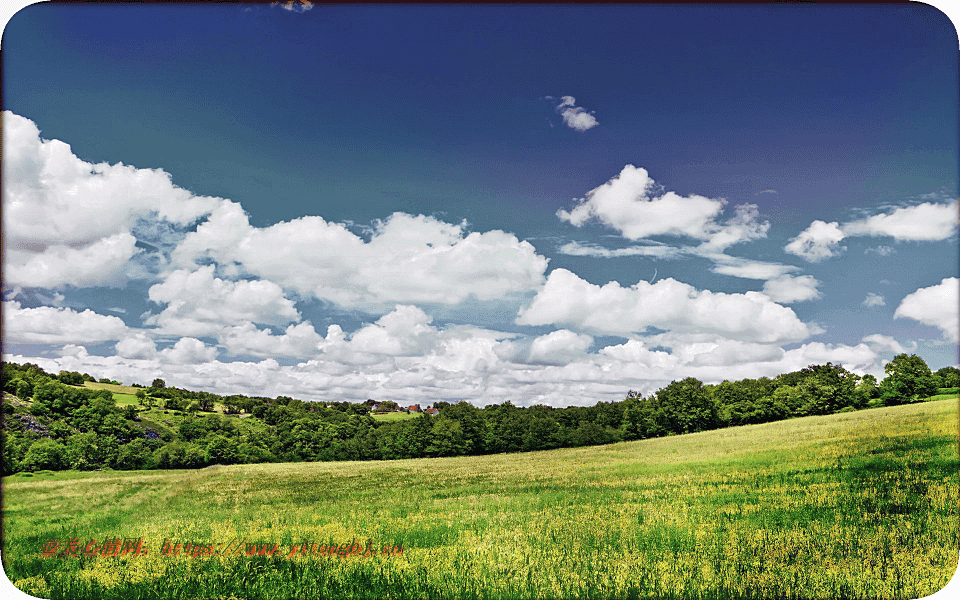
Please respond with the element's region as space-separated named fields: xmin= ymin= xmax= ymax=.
xmin=2 ymin=398 xmax=957 ymax=599
xmin=370 ymin=411 xmax=420 ymax=422
xmin=81 ymin=382 xmax=142 ymax=406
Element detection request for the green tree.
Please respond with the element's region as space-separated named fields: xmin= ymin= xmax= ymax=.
xmin=426 ymin=418 xmax=467 ymax=457
xmin=795 ymin=363 xmax=860 ymax=415
xmin=20 ymin=438 xmax=66 ymax=471
xmin=620 ymin=399 xmax=643 ymax=441
xmin=14 ymin=378 xmax=34 ymax=400
xmin=935 ymin=366 xmax=960 ymax=389
xmin=2 ymin=432 xmax=27 ymax=475
xmin=151 ymin=378 xmax=166 ymax=389
xmin=57 ymin=371 xmax=84 ymax=386
xmin=113 ymin=439 xmax=149 ymax=470
xmin=653 ymin=377 xmax=719 ymax=434
xmin=64 ymin=432 xmax=108 ymax=470
xmin=569 ymin=421 xmax=618 ymax=447
xmin=880 ymin=354 xmax=938 ymax=405
xmin=441 ymin=401 xmax=485 ymax=454
xmin=856 ymin=374 xmax=879 ymax=406
xmin=205 ymin=434 xmax=239 ymax=465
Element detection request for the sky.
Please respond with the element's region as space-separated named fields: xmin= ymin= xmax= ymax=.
xmin=2 ymin=3 xmax=959 ymax=408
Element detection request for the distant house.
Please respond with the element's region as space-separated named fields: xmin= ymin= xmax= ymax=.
xmin=408 ymin=404 xmax=422 ymax=413
xmin=371 ymin=403 xmax=382 ymax=412
xmin=424 ymin=407 xmax=438 ymax=416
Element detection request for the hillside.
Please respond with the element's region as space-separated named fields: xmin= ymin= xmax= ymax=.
xmin=2 ymin=398 xmax=957 ymax=599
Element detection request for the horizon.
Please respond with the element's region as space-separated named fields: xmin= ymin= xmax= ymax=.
xmin=2 ymin=3 xmax=958 ymax=408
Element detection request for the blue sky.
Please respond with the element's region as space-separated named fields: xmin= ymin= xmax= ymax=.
xmin=2 ymin=3 xmax=958 ymax=407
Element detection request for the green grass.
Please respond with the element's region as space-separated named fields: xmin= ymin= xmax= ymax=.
xmin=2 ymin=399 xmax=957 ymax=599
xmin=81 ymin=382 xmax=143 ymax=396
xmin=923 ymin=392 xmax=960 ymax=403
xmin=370 ymin=411 xmax=419 ymax=422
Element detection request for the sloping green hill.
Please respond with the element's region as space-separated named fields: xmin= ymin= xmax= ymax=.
xmin=3 ymin=398 xmax=957 ymax=599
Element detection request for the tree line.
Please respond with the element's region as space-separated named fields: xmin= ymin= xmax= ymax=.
xmin=2 ymin=354 xmax=956 ymax=475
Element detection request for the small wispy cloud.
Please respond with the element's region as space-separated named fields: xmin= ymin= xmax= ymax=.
xmin=547 ymin=95 xmax=598 ymax=131
xmin=558 ymin=240 xmax=681 ymax=258
xmin=755 ymin=189 xmax=778 ymax=195
xmin=272 ymin=0 xmax=313 ymax=13
xmin=862 ymin=292 xmax=886 ymax=308
xmin=865 ymin=245 xmax=896 ymax=256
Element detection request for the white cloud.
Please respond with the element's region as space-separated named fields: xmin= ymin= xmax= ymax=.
xmin=788 ymin=202 xmax=957 ymax=263
xmin=159 ymin=337 xmax=219 ymax=365
xmin=557 ymin=165 xmax=726 ymax=241
xmin=865 ymin=245 xmax=895 ymax=256
xmin=516 ymin=268 xmax=811 ymax=343
xmin=861 ymin=334 xmax=909 ymax=355
xmin=842 ymin=202 xmax=957 ymax=241
xmin=172 ymin=206 xmax=547 ymax=306
xmin=894 ymin=278 xmax=959 ymax=343
xmin=144 ymin=266 xmax=300 ymax=337
xmin=698 ymin=204 xmax=770 ymax=252
xmin=3 ymin=301 xmax=129 ymax=345
xmin=708 ymin=256 xmax=799 ymax=280
xmin=5 ymin=234 xmax=139 ymax=289
xmin=5 ymin=328 xmax=907 ymax=407
xmin=220 ymin=322 xmax=324 ymax=359
xmin=555 ymin=96 xmax=598 ymax=131
xmin=784 ymin=220 xmax=846 ymax=262
xmin=761 ymin=275 xmax=821 ymax=304
xmin=862 ymin=293 xmax=886 ymax=308
xmin=274 ymin=0 xmax=313 ymax=12
xmin=115 ymin=333 xmax=158 ymax=360
xmin=557 ymin=240 xmax=682 ymax=259
xmin=348 ymin=305 xmax=437 ymax=356
xmin=2 ymin=112 xmax=222 ymax=288
xmin=646 ymin=335 xmax=786 ymax=368
xmin=528 ymin=329 xmax=593 ymax=365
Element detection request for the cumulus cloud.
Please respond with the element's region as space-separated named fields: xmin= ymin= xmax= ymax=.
xmin=842 ymin=202 xmax=957 ymax=241
xmin=3 ymin=301 xmax=129 ymax=344
xmin=862 ymin=293 xmax=886 ymax=308
xmin=347 ymin=305 xmax=437 ymax=356
xmin=9 ymin=329 xmax=904 ymax=407
xmin=784 ymin=220 xmax=846 ymax=262
xmin=159 ymin=337 xmax=219 ymax=365
xmin=528 ymin=329 xmax=593 ymax=365
xmin=894 ymin=278 xmax=959 ymax=343
xmin=516 ymin=268 xmax=811 ymax=343
xmin=144 ymin=266 xmax=301 ymax=337
xmin=554 ymin=96 xmax=598 ymax=131
xmin=557 ymin=165 xmax=726 ymax=241
xmin=787 ymin=202 xmax=957 ymax=263
xmin=761 ymin=275 xmax=821 ymax=304
xmin=220 ymin=322 xmax=324 ymax=359
xmin=6 ymin=234 xmax=139 ymax=289
xmin=2 ymin=112 xmax=222 ymax=288
xmin=115 ymin=333 xmax=158 ymax=360
xmin=172 ymin=205 xmax=547 ymax=306
xmin=861 ymin=334 xmax=909 ymax=355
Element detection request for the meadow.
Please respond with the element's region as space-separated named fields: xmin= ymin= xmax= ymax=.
xmin=370 ymin=411 xmax=420 ymax=422
xmin=2 ymin=398 xmax=957 ymax=600
xmin=80 ymin=382 xmax=141 ymax=406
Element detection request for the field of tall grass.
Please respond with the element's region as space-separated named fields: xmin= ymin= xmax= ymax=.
xmin=2 ymin=398 xmax=957 ymax=599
